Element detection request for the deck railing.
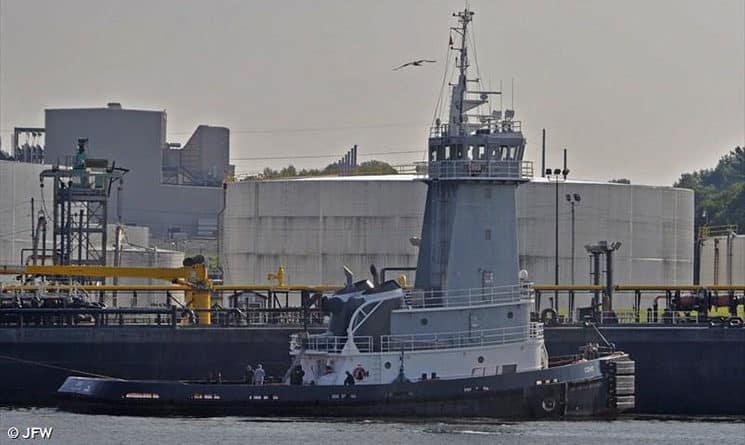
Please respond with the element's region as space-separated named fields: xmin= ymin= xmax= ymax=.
xmin=0 ymin=307 xmax=324 ymax=328
xmin=429 ymin=121 xmax=523 ymax=138
xmin=296 ymin=323 xmax=543 ymax=355
xmin=293 ymin=335 xmax=373 ymax=353
xmin=416 ymin=160 xmax=533 ymax=181
xmin=380 ymin=322 xmax=543 ymax=352
xmin=403 ymin=284 xmax=531 ymax=309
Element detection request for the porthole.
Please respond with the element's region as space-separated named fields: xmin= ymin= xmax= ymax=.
xmin=384 ymin=361 xmax=392 ymax=369
xmin=420 ymin=317 xmax=428 ymax=326
xmin=507 ymin=311 xmax=514 ymax=319
xmin=477 ymin=356 xmax=484 ymax=364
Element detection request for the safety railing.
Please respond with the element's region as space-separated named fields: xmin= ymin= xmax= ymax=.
xmin=403 ymin=284 xmax=531 ymax=309
xmin=380 ymin=323 xmax=541 ymax=352
xmin=416 ymin=160 xmax=533 ymax=181
xmin=0 ymin=307 xmax=324 ymax=328
xmin=429 ymin=121 xmax=523 ymax=138
xmin=294 ymin=335 xmax=373 ymax=353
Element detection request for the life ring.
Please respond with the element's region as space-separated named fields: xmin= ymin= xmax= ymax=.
xmin=541 ymin=398 xmax=557 ymax=412
xmin=353 ymin=366 xmax=368 ymax=381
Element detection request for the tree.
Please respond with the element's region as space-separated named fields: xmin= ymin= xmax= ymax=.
xmin=674 ymin=146 xmax=745 ymax=233
xmin=249 ymin=160 xmax=398 ymax=180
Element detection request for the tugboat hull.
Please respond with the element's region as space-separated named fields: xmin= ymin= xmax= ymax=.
xmin=56 ymin=354 xmax=633 ymax=419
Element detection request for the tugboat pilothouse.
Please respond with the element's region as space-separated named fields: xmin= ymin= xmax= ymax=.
xmin=57 ymin=8 xmax=635 ymax=418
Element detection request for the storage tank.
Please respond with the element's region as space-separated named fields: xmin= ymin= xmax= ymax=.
xmin=221 ymin=176 xmax=694 ymax=298
xmin=107 ymin=225 xmax=150 ymax=248
xmin=104 ymin=246 xmax=185 ymax=307
xmin=700 ymin=232 xmax=745 ymax=285
xmin=0 ymin=160 xmax=53 ymax=277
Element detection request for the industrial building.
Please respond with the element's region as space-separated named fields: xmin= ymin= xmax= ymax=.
xmin=221 ymin=176 xmax=694 ymax=295
xmin=2 ymin=103 xmax=228 ymax=285
xmin=41 ymin=103 xmax=233 ymax=237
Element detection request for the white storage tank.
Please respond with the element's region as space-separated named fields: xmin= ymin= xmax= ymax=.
xmin=0 ymin=160 xmax=53 ymax=277
xmin=221 ymin=176 xmax=694 ymax=294
xmin=104 ymin=246 xmax=185 ymax=307
xmin=700 ymin=232 xmax=745 ymax=285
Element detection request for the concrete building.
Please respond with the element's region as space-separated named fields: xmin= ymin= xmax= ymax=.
xmin=43 ymin=103 xmax=232 ymax=237
xmin=162 ymin=125 xmax=233 ymax=186
xmin=221 ymin=176 xmax=694 ymax=293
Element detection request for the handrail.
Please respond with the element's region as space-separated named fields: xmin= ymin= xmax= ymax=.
xmin=298 ymin=323 xmax=543 ymax=355
xmin=403 ymin=284 xmax=531 ymax=309
xmin=0 ymin=306 xmax=324 ymax=328
xmin=429 ymin=121 xmax=523 ymax=138
xmin=381 ymin=322 xmax=543 ymax=352
xmin=295 ymin=335 xmax=373 ymax=353
xmin=416 ymin=160 xmax=533 ymax=180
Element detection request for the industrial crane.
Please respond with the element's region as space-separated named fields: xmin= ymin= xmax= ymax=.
xmin=0 ymin=256 xmax=214 ymax=324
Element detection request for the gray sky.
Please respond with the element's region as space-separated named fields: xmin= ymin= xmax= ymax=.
xmin=1 ymin=0 xmax=743 ymax=185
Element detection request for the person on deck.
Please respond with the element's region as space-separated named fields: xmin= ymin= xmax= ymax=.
xmin=290 ymin=365 xmax=305 ymax=385
xmin=244 ymin=365 xmax=255 ymax=384
xmin=344 ymin=371 xmax=355 ymax=386
xmin=254 ymin=364 xmax=266 ymax=385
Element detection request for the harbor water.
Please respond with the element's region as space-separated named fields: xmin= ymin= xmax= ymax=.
xmin=0 ymin=408 xmax=742 ymax=445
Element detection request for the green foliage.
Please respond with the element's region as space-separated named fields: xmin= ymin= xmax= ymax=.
xmin=254 ymin=160 xmax=398 ymax=179
xmin=357 ymin=160 xmax=398 ymax=175
xmin=674 ymin=146 xmax=745 ymax=232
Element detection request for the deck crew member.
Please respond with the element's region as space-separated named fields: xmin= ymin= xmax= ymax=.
xmin=254 ymin=364 xmax=266 ymax=385
xmin=244 ymin=365 xmax=255 ymax=384
xmin=290 ymin=365 xmax=305 ymax=385
xmin=344 ymin=371 xmax=355 ymax=386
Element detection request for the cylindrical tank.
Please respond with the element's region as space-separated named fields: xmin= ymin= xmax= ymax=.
xmin=700 ymin=234 xmax=745 ymax=285
xmin=104 ymin=247 xmax=185 ymax=307
xmin=107 ymin=225 xmax=150 ymax=248
xmin=221 ymin=176 xmax=694 ymax=315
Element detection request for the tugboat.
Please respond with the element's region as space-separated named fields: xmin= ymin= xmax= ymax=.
xmin=56 ymin=7 xmax=635 ymax=419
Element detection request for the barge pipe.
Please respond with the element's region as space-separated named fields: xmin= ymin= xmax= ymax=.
xmin=0 ymin=284 xmax=190 ymax=292
xmin=380 ymin=267 xmax=417 ymax=283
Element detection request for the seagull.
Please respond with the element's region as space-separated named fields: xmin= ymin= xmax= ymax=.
xmin=392 ymin=59 xmax=436 ymax=71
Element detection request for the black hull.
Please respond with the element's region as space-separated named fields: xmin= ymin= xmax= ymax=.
xmin=2 ymin=324 xmax=742 ymax=414
xmin=544 ymin=325 xmax=745 ymax=415
xmin=56 ymin=355 xmax=633 ymax=419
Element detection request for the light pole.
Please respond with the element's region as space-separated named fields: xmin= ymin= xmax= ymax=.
xmin=565 ymin=193 xmax=581 ymax=286
xmin=545 ymin=167 xmax=569 ymax=311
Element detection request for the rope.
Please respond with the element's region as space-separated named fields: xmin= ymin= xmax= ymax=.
xmin=469 ymin=18 xmax=482 ymax=89
xmin=431 ymin=37 xmax=454 ymax=125
xmin=0 ymin=353 xmax=118 ymax=379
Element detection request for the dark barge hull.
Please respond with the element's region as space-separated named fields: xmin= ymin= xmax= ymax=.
xmin=2 ymin=324 xmax=743 ymax=414
xmin=56 ymin=355 xmax=633 ymax=419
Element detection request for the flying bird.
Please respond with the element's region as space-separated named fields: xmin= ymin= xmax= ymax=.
xmin=392 ymin=59 xmax=436 ymax=71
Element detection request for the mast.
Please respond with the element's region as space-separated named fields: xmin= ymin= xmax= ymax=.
xmin=449 ymin=8 xmax=474 ymax=135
